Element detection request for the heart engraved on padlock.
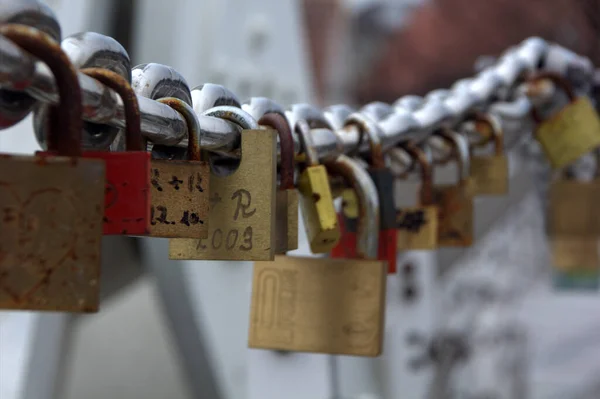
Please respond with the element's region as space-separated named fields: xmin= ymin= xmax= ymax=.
xmin=169 ymin=106 xmax=277 ymax=261
xmin=257 ymin=112 xmax=298 ymax=254
xmin=394 ymin=143 xmax=439 ymax=251
xmin=0 ymin=25 xmax=105 ymax=312
xmin=147 ymin=98 xmax=210 ymax=238
xmin=430 ymin=129 xmax=474 ymax=247
xmin=467 ymin=112 xmax=509 ymax=195
xmin=249 ymin=155 xmax=386 ymax=357
xmin=529 ymin=72 xmax=600 ymax=170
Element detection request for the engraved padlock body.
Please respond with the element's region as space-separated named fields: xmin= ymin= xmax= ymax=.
xmin=0 ymin=25 xmax=105 ymax=312
xmin=395 ymin=143 xmax=439 ymax=250
xmin=530 ymin=72 xmax=600 ymax=169
xmin=430 ymin=129 xmax=475 ymax=247
xmin=466 ymin=112 xmax=509 ymax=195
xmin=258 ymin=112 xmax=298 ymax=254
xmin=551 ymin=237 xmax=600 ymax=291
xmin=147 ymin=97 xmax=210 ymax=239
xmin=170 ymin=106 xmax=277 ymax=261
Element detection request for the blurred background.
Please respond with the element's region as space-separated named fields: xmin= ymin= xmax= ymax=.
xmin=2 ymin=1 xmax=600 ymax=399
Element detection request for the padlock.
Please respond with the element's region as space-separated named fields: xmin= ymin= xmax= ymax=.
xmin=145 ymin=97 xmax=210 ymax=238
xmin=529 ymin=71 xmax=600 ymax=169
xmin=551 ymin=238 xmax=600 ymax=291
xmin=294 ymin=119 xmax=341 ymax=253
xmin=169 ymin=106 xmax=277 ymax=261
xmin=331 ymin=113 xmax=397 ymax=274
xmin=70 ymin=67 xmax=150 ymax=235
xmin=0 ymin=24 xmax=105 ymax=312
xmin=249 ymin=155 xmax=386 ymax=356
xmin=258 ymin=112 xmax=298 ymax=254
xmin=395 ymin=143 xmax=439 ymax=250
xmin=430 ymin=129 xmax=475 ymax=247
xmin=467 ymin=112 xmax=509 ymax=195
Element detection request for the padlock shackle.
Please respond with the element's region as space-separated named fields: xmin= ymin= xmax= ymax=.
xmin=528 ymin=71 xmax=577 ymax=124
xmin=81 ymin=68 xmax=143 ymax=152
xmin=344 ymin=113 xmax=386 ymax=169
xmin=403 ymin=143 xmax=435 ymax=205
xmin=470 ymin=111 xmax=505 ymax=156
xmin=157 ymin=98 xmax=201 ymax=161
xmin=258 ymin=113 xmax=295 ymax=190
xmin=1 ymin=24 xmax=83 ymax=156
xmin=436 ymin=129 xmax=471 ymax=184
xmin=295 ymin=119 xmax=320 ymax=166
xmin=325 ymin=154 xmax=380 ymax=259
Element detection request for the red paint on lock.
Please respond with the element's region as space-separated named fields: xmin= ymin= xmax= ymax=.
xmin=331 ymin=214 xmax=397 ymax=274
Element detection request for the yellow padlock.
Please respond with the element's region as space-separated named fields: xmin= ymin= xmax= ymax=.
xmin=530 ymin=72 xmax=600 ymax=170
xmin=294 ymin=120 xmax=341 ymax=253
xmin=467 ymin=112 xmax=509 ymax=195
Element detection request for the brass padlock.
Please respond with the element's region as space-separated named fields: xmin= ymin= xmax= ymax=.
xmin=551 ymin=237 xmax=600 ymax=290
xmin=249 ymin=155 xmax=386 ymax=356
xmin=395 ymin=143 xmax=439 ymax=250
xmin=170 ymin=106 xmax=277 ymax=261
xmin=430 ymin=130 xmax=474 ymax=247
xmin=467 ymin=112 xmax=509 ymax=195
xmin=529 ymin=72 xmax=600 ymax=169
xmin=258 ymin=113 xmax=298 ymax=254
xmin=0 ymin=25 xmax=105 ymax=312
xmin=148 ymin=98 xmax=210 ymax=238
xmin=294 ymin=119 xmax=341 ymax=253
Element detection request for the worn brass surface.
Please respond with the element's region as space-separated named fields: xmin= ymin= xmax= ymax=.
xmin=148 ymin=160 xmax=209 ymax=238
xmin=298 ymin=165 xmax=340 ymax=253
xmin=249 ymin=255 xmax=386 ymax=356
xmin=536 ymin=97 xmax=600 ymax=169
xmin=0 ymin=155 xmax=105 ymax=312
xmin=548 ymin=180 xmax=600 ymax=237
xmin=396 ymin=206 xmax=439 ymax=250
xmin=470 ymin=155 xmax=509 ymax=195
xmin=551 ymin=237 xmax=599 ymax=272
xmin=432 ymin=180 xmax=474 ymax=247
xmin=275 ymin=189 xmax=299 ymax=254
xmin=170 ymin=129 xmax=277 ymax=260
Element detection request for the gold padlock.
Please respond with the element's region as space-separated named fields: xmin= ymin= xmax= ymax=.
xmin=170 ymin=107 xmax=277 ymax=261
xmin=551 ymin=237 xmax=600 ymax=290
xmin=548 ymin=166 xmax=600 ymax=238
xmin=529 ymin=72 xmax=600 ymax=170
xmin=430 ymin=130 xmax=475 ymax=247
xmin=394 ymin=144 xmax=439 ymax=250
xmin=249 ymin=155 xmax=386 ymax=356
xmin=295 ymin=119 xmax=341 ymax=253
xmin=467 ymin=112 xmax=509 ymax=195
xmin=149 ymin=98 xmax=210 ymax=238
xmin=258 ymin=113 xmax=298 ymax=254
xmin=0 ymin=25 xmax=105 ymax=312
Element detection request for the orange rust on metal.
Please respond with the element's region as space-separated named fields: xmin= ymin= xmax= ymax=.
xmin=402 ymin=143 xmax=434 ymax=205
xmin=345 ymin=116 xmax=385 ymax=169
xmin=0 ymin=24 xmax=83 ymax=157
xmin=157 ymin=98 xmax=202 ymax=160
xmin=80 ymin=67 xmax=143 ymax=151
xmin=258 ymin=113 xmax=295 ymax=189
xmin=434 ymin=127 xmax=458 ymax=165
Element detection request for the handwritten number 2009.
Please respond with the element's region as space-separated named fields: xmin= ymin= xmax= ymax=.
xmin=196 ymin=227 xmax=253 ymax=251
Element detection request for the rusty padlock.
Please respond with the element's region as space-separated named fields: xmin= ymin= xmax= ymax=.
xmin=430 ymin=130 xmax=475 ymax=247
xmin=0 ymin=24 xmax=105 ymax=312
xmin=395 ymin=143 xmax=439 ymax=250
xmin=147 ymin=98 xmax=210 ymax=238
xmin=331 ymin=113 xmax=397 ymax=274
xmin=258 ymin=113 xmax=298 ymax=254
xmin=78 ymin=68 xmax=150 ymax=235
xmin=529 ymin=71 xmax=600 ymax=169
xmin=467 ymin=112 xmax=509 ymax=195
xmin=249 ymin=155 xmax=386 ymax=356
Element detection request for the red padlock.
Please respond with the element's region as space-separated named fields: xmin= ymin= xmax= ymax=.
xmin=331 ymin=113 xmax=397 ymax=273
xmin=41 ymin=68 xmax=151 ymax=235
